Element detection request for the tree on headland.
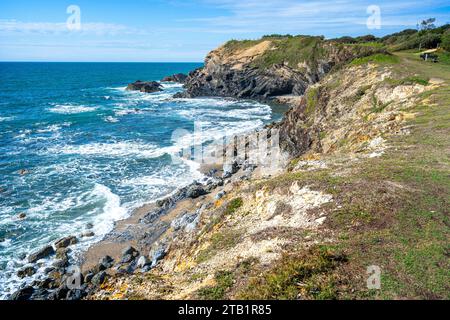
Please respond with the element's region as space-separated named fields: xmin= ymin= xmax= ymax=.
xmin=418 ymin=18 xmax=436 ymax=31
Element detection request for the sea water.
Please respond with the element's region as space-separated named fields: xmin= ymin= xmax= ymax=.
xmin=0 ymin=62 xmax=284 ymax=297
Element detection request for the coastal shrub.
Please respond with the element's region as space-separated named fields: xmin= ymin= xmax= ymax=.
xmin=252 ymin=36 xmax=325 ymax=69
xmin=384 ymin=76 xmax=429 ymax=86
xmin=441 ymin=30 xmax=450 ymax=52
xmin=238 ymin=246 xmax=343 ymax=300
xmin=197 ymin=270 xmax=234 ymax=300
xmin=225 ymin=197 xmax=243 ymax=215
xmin=350 ymin=53 xmax=400 ymax=65
xmin=305 ymin=87 xmax=319 ymax=116
xmin=196 ymin=228 xmax=243 ymax=263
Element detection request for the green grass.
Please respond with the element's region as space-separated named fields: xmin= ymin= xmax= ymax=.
xmin=225 ymin=197 xmax=243 ymax=215
xmin=350 ymin=53 xmax=400 ymax=65
xmin=251 ymin=35 xmax=325 ymax=69
xmin=197 ymin=271 xmax=234 ymax=300
xmin=197 ymin=228 xmax=243 ymax=263
xmin=238 ymin=246 xmax=343 ymax=300
xmin=248 ymin=50 xmax=449 ymax=300
xmin=305 ymin=87 xmax=319 ymax=116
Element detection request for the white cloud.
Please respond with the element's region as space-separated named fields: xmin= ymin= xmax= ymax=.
xmin=0 ymin=19 xmax=145 ymax=36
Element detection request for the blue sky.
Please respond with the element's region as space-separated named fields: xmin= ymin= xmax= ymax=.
xmin=0 ymin=0 xmax=449 ymax=62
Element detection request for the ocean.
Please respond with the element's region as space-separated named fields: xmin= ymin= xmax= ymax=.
xmin=0 ymin=62 xmax=284 ymax=297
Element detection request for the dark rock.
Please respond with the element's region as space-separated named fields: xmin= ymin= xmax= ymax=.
xmin=86 ymin=222 xmax=94 ymax=229
xmin=120 ymin=254 xmax=134 ymax=264
xmin=44 ymin=266 xmax=56 ymax=274
xmin=186 ymin=184 xmax=208 ymax=199
xmin=17 ymin=266 xmax=36 ymax=278
xmin=121 ymin=246 xmax=139 ymax=257
xmin=99 ymin=255 xmax=115 ymax=268
xmin=38 ymin=277 xmax=59 ymax=290
xmin=54 ymin=236 xmax=78 ymax=249
xmin=18 ymin=169 xmax=29 ymax=176
xmin=28 ymin=245 xmax=55 ymax=263
xmin=91 ymin=271 xmax=107 ymax=287
xmin=31 ymin=288 xmax=49 ymax=300
xmin=84 ymin=272 xmax=94 ymax=284
xmin=222 ymin=171 xmax=232 ymax=179
xmin=126 ymin=80 xmax=162 ymax=93
xmin=115 ymin=263 xmax=135 ymax=274
xmin=18 ymin=212 xmax=27 ymax=219
xmin=52 ymin=258 xmax=69 ymax=269
xmin=52 ymin=286 xmax=69 ymax=300
xmin=17 ymin=252 xmax=26 ymax=260
xmin=9 ymin=286 xmax=34 ymax=300
xmin=81 ymin=231 xmax=95 ymax=237
xmin=66 ymin=289 xmax=83 ymax=300
xmin=55 ymin=247 xmax=70 ymax=260
xmin=162 ymin=73 xmax=188 ymax=83
xmin=0 ymin=237 xmax=5 ymax=243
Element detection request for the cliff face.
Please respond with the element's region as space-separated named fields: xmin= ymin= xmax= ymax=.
xmin=179 ymin=36 xmax=382 ymax=99
xmin=90 ymin=51 xmax=448 ymax=300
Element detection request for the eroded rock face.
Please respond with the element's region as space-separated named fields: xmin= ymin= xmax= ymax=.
xmin=162 ymin=73 xmax=188 ymax=83
xmin=28 ymin=245 xmax=55 ymax=263
xmin=178 ymin=39 xmax=381 ymax=100
xmin=126 ymin=81 xmax=163 ymax=93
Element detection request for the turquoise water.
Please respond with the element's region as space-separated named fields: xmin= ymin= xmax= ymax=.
xmin=0 ymin=62 xmax=282 ymax=297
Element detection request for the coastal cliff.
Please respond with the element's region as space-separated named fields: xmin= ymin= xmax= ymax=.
xmin=9 ymin=29 xmax=449 ymax=300
xmin=178 ymin=36 xmax=382 ymax=99
xmin=88 ymin=39 xmax=449 ymax=300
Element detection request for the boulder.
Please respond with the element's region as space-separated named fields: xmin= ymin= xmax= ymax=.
xmin=28 ymin=245 xmax=55 ymax=263
xmin=55 ymin=247 xmax=70 ymax=260
xmin=121 ymin=246 xmax=139 ymax=257
xmin=186 ymin=184 xmax=207 ymax=199
xmin=52 ymin=258 xmax=69 ymax=269
xmin=31 ymin=288 xmax=49 ymax=300
xmin=81 ymin=231 xmax=95 ymax=238
xmin=66 ymin=289 xmax=84 ymax=300
xmin=17 ymin=266 xmax=36 ymax=278
xmin=136 ymin=256 xmax=150 ymax=269
xmin=18 ymin=213 xmax=27 ymax=219
xmin=84 ymin=272 xmax=94 ymax=284
xmin=120 ymin=254 xmax=134 ymax=264
xmin=215 ymin=190 xmax=226 ymax=200
xmin=10 ymin=286 xmax=34 ymax=300
xmin=91 ymin=271 xmax=107 ymax=287
xmin=126 ymin=81 xmax=162 ymax=93
xmin=162 ymin=73 xmax=188 ymax=83
xmin=99 ymin=255 xmax=114 ymax=268
xmin=54 ymin=236 xmax=78 ymax=249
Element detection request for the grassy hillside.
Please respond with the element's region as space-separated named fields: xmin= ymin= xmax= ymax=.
xmin=239 ymin=51 xmax=450 ymax=299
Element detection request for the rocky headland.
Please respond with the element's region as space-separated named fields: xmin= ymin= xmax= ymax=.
xmin=9 ymin=29 xmax=450 ymax=300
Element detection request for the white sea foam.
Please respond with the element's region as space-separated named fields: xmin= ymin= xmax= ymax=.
xmin=104 ymin=116 xmax=119 ymax=123
xmin=0 ymin=116 xmax=15 ymax=122
xmin=48 ymin=104 xmax=98 ymax=114
xmin=47 ymin=141 xmax=168 ymax=158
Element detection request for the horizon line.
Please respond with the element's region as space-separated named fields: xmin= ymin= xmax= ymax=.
xmin=0 ymin=61 xmax=204 ymax=63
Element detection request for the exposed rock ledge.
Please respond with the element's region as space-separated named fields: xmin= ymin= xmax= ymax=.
xmin=177 ymin=36 xmax=383 ymax=100
xmin=126 ymin=80 xmax=162 ymax=93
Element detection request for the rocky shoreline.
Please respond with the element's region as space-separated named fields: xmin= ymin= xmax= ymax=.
xmin=7 ymin=37 xmax=386 ymax=300
xmin=8 ymin=155 xmax=258 ymax=300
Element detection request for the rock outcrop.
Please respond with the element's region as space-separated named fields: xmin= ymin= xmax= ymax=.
xmin=178 ymin=36 xmax=382 ymax=99
xmin=126 ymin=80 xmax=162 ymax=93
xmin=162 ymin=73 xmax=188 ymax=83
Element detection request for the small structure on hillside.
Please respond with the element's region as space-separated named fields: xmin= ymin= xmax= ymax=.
xmin=420 ymin=49 xmax=439 ymax=63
